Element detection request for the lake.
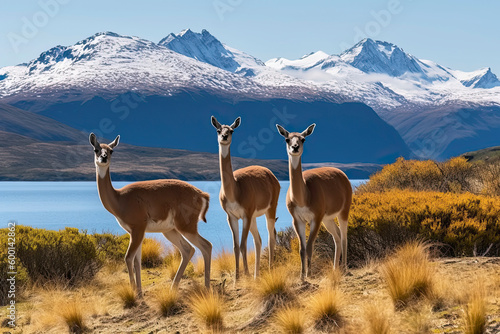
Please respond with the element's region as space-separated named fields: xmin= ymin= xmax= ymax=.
xmin=0 ymin=180 xmax=366 ymax=253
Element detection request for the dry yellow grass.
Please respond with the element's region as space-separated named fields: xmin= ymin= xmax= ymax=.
xmin=321 ymin=267 xmax=343 ymax=289
xmin=308 ymin=287 xmax=344 ymax=329
xmin=193 ymin=255 xmax=205 ymax=277
xmin=59 ymin=298 xmax=85 ymax=333
xmin=115 ymin=283 xmax=137 ymax=308
xmin=155 ymin=288 xmax=179 ymax=317
xmin=363 ymin=302 xmax=392 ymax=334
xmin=7 ymin=236 xmax=500 ymax=334
xmin=254 ymin=267 xmax=291 ymax=302
xmin=141 ymin=237 xmax=164 ymax=268
xmin=212 ymin=248 xmax=235 ymax=277
xmin=463 ymin=286 xmax=487 ymax=334
xmin=275 ymin=306 xmax=305 ymax=334
xmin=189 ymin=290 xmax=224 ymax=332
xmin=379 ymin=241 xmax=435 ymax=308
xmin=405 ymin=304 xmax=432 ymax=333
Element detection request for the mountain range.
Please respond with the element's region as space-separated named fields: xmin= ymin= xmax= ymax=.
xmin=0 ymin=29 xmax=499 ymax=168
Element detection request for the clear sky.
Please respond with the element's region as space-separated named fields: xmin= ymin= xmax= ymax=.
xmin=1 ymin=0 xmax=499 ymax=74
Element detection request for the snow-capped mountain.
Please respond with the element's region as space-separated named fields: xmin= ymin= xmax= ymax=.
xmin=448 ymin=67 xmax=500 ymax=89
xmin=159 ymin=29 xmax=315 ymax=89
xmin=159 ymin=29 xmax=264 ymax=76
xmin=266 ymin=38 xmax=500 ymax=110
xmin=0 ymin=30 xmax=498 ymax=161
xmin=0 ymin=31 xmax=321 ymax=105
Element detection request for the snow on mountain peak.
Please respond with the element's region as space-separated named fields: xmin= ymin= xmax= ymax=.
xmin=448 ymin=67 xmax=500 ymax=89
xmin=26 ymin=31 xmax=160 ymax=75
xmin=159 ymin=29 xmax=263 ymax=74
xmin=339 ymin=38 xmax=425 ymax=77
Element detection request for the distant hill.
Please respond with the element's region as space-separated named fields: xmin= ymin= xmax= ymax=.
xmin=0 ymin=103 xmax=87 ymax=142
xmin=0 ymin=103 xmax=382 ymax=180
xmin=462 ymin=146 xmax=500 ymax=162
xmin=0 ymin=131 xmax=381 ymax=181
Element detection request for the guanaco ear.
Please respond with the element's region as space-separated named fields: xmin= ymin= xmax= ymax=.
xmin=301 ymin=123 xmax=316 ymax=138
xmin=211 ymin=116 xmax=222 ymax=130
xmin=89 ymin=133 xmax=100 ymax=149
xmin=109 ymin=135 xmax=120 ymax=149
xmin=230 ymin=117 xmax=241 ymax=130
xmin=276 ymin=124 xmax=289 ymax=138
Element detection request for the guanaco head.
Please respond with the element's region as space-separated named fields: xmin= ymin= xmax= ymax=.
xmin=89 ymin=133 xmax=120 ymax=167
xmin=276 ymin=123 xmax=315 ymax=157
xmin=211 ymin=116 xmax=241 ymax=145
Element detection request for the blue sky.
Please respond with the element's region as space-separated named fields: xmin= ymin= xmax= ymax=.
xmin=1 ymin=0 xmax=499 ymax=74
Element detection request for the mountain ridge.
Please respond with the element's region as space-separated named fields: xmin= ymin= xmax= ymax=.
xmin=1 ymin=29 xmax=498 ymax=161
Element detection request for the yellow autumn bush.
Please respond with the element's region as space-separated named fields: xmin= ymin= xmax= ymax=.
xmin=358 ymin=157 xmax=478 ymax=194
xmin=315 ymin=190 xmax=500 ymax=264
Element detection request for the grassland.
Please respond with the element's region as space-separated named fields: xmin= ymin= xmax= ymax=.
xmin=2 ymin=246 xmax=499 ymax=333
xmin=2 ymin=155 xmax=499 ymax=333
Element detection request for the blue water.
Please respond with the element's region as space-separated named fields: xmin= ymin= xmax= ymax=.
xmin=0 ymin=180 xmax=366 ymax=253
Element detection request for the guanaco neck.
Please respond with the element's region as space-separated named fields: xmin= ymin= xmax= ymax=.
xmin=95 ymin=164 xmax=121 ymax=216
xmin=288 ymin=155 xmax=308 ymax=207
xmin=219 ymin=143 xmax=237 ymax=202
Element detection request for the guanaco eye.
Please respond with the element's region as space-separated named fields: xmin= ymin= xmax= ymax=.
xmin=217 ymin=130 xmax=221 ymax=134
xmin=94 ymin=149 xmax=99 ymax=153
xmin=109 ymin=150 xmax=113 ymax=155
xmin=229 ymin=130 xmax=234 ymax=134
xmin=301 ymin=138 xmax=305 ymax=143
xmin=285 ymin=138 xmax=290 ymax=143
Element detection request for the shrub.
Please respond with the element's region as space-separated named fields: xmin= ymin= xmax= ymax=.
xmin=358 ymin=157 xmax=477 ymax=193
xmin=15 ymin=226 xmax=100 ymax=286
xmin=141 ymin=238 xmax=164 ymax=268
xmin=358 ymin=157 xmax=443 ymax=193
xmin=477 ymin=160 xmax=500 ymax=196
xmin=92 ymin=232 xmax=129 ymax=262
xmin=379 ymin=242 xmax=435 ymax=308
xmin=315 ymin=190 xmax=500 ymax=264
xmin=275 ymin=306 xmax=305 ymax=334
xmin=0 ymin=227 xmax=29 ymax=305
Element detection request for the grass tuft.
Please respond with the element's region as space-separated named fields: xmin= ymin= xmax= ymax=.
xmin=275 ymin=306 xmax=305 ymax=334
xmin=380 ymin=241 xmax=435 ymax=308
xmin=308 ymin=287 xmax=343 ymax=329
xmin=116 ymin=284 xmax=137 ymax=308
xmin=254 ymin=267 xmax=290 ymax=302
xmin=189 ymin=290 xmax=224 ymax=332
xmin=363 ymin=302 xmax=392 ymax=334
xmin=463 ymin=287 xmax=487 ymax=334
xmin=142 ymin=238 xmax=164 ymax=268
xmin=59 ymin=299 xmax=85 ymax=333
xmin=156 ymin=289 xmax=179 ymax=317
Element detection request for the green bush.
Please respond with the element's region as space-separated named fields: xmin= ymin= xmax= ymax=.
xmin=0 ymin=228 xmax=29 ymax=305
xmin=14 ymin=226 xmax=101 ymax=286
xmin=92 ymin=232 xmax=129 ymax=262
